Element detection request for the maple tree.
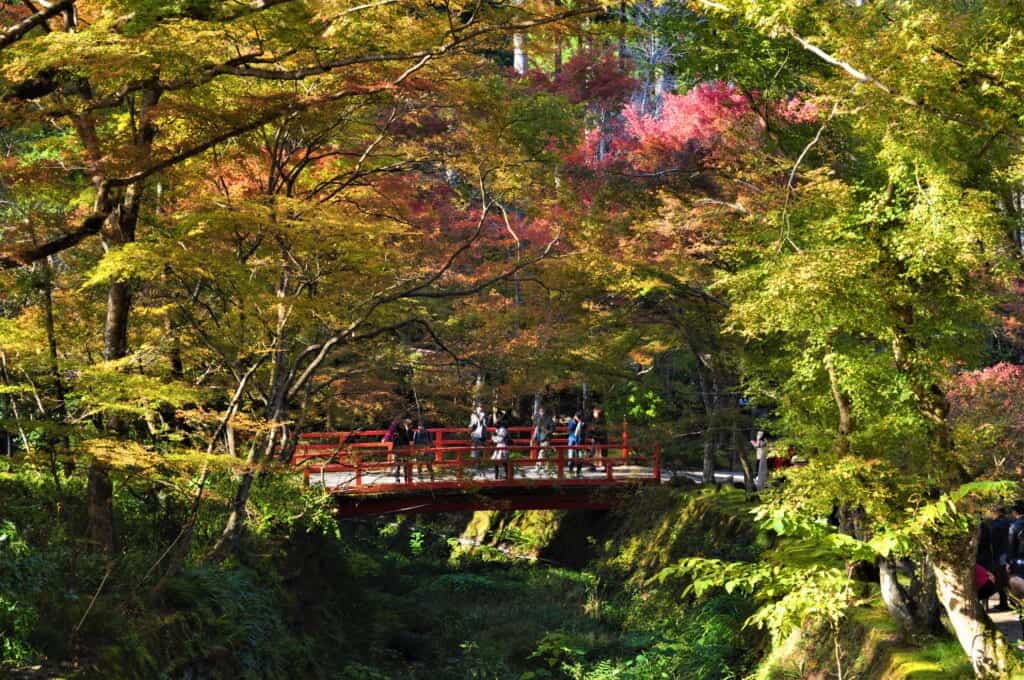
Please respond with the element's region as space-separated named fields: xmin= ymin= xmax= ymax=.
xmin=0 ymin=0 xmax=599 ymax=562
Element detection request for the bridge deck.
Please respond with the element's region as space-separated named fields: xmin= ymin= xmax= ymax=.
xmin=308 ymin=462 xmax=660 ymax=493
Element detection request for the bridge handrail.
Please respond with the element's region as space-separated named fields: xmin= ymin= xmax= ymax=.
xmin=303 ymin=441 xmax=661 ymax=491
xmin=293 ymin=441 xmax=627 ymax=465
xmin=294 ymin=423 xmax=630 ymax=465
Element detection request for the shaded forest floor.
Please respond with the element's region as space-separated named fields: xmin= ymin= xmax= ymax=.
xmin=0 ymin=464 xmax=1000 ymax=679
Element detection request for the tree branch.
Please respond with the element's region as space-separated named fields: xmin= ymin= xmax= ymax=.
xmin=0 ymin=0 xmax=73 ymax=51
xmin=0 ymin=182 xmax=113 ymax=269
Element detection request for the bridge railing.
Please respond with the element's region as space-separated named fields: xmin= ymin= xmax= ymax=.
xmin=302 ymin=442 xmax=661 ymax=493
xmin=292 ymin=423 xmax=630 ymax=466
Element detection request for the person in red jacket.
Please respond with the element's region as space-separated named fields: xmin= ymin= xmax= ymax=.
xmin=976 ymin=563 xmax=998 ymax=602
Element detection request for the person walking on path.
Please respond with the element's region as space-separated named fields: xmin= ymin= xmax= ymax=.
xmin=977 ymin=563 xmax=998 ymax=604
xmin=532 ymin=406 xmax=554 ymax=474
xmin=413 ymin=421 xmax=435 ymax=482
xmin=1008 ymin=504 xmax=1024 ymax=578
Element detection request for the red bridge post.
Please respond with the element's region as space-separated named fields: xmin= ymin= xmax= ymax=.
xmin=654 ymin=442 xmax=661 ymax=483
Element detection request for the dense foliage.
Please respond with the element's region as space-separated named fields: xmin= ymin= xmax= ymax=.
xmin=4 ymin=0 xmax=1024 ymax=676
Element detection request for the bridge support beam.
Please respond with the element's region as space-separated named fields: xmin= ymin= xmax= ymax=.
xmin=333 ymin=486 xmax=643 ymax=518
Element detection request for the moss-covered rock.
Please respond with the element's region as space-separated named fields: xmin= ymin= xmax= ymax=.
xmin=455 ymin=509 xmax=566 ymax=559
xmin=756 ymin=602 xmax=973 ymax=680
xmin=596 ymin=485 xmax=760 ymax=586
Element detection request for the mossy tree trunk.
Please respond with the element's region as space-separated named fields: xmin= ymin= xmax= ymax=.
xmin=929 ymin=529 xmax=1018 ymax=678
xmin=878 ymin=556 xmax=942 ymax=641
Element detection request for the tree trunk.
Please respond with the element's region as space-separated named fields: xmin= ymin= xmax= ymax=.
xmin=82 ymin=78 xmax=159 ymax=555
xmin=87 ymin=459 xmax=116 ymax=553
xmin=738 ymin=454 xmax=755 ymax=493
xmin=40 ymin=258 xmax=71 ymax=482
xmin=41 ymin=259 xmax=66 ymax=421
xmin=210 ymin=426 xmax=277 ymax=562
xmin=211 ymin=467 xmax=256 ymax=562
xmin=930 ymin=534 xmax=1018 ymax=677
xmin=878 ymin=557 xmax=942 ymax=640
xmin=212 ymin=268 xmax=292 ymax=561
xmin=702 ymin=430 xmax=715 ymax=485
xmin=824 ymin=352 xmax=852 ymax=455
xmin=693 ymin=350 xmax=719 ymax=485
xmin=87 ymin=182 xmax=143 ymax=556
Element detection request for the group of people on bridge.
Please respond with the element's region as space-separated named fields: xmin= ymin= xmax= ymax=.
xmin=381 ymin=405 xmax=610 ymax=482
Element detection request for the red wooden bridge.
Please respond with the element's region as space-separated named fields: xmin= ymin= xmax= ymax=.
xmin=292 ymin=424 xmax=662 ymax=516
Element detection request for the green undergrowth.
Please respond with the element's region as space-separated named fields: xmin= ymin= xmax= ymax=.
xmin=0 ymin=466 xmax=983 ymax=679
xmin=756 ymin=593 xmax=974 ymax=680
xmin=596 ymin=484 xmax=762 ymax=585
xmin=1 ymin=464 xmax=770 ymax=678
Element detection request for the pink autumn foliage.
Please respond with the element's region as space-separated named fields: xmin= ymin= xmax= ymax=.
xmin=621 ymin=81 xmax=758 ymax=170
xmin=948 ymin=363 xmax=1024 ymax=454
xmin=551 ymin=49 xmax=638 ymax=109
xmin=527 ymin=49 xmax=638 ymax=110
xmin=570 ymin=80 xmax=819 ymax=172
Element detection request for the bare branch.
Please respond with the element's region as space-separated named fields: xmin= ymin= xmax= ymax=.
xmin=0 ymin=0 xmax=73 ymax=51
xmin=206 ymin=357 xmax=267 ymax=455
xmin=0 ymin=182 xmax=113 ymax=269
xmin=351 ymin=317 xmax=480 ymax=368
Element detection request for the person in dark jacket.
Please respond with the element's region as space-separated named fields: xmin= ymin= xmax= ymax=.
xmin=1007 ymin=504 xmax=1024 ymax=578
xmin=413 ymin=422 xmax=434 ymax=482
xmin=979 ymin=508 xmax=1011 ymax=610
xmin=390 ymin=418 xmax=413 ymax=481
xmin=567 ymin=411 xmax=586 ymax=477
